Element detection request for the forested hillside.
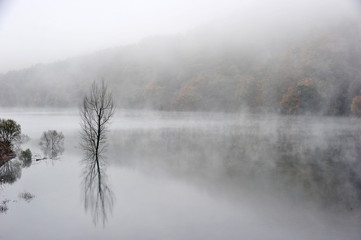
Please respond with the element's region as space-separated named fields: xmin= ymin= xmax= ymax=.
xmin=1 ymin=20 xmax=360 ymax=115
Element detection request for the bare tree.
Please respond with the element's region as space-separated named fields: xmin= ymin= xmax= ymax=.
xmin=80 ymin=80 xmax=115 ymax=161
xmin=80 ymin=80 xmax=115 ymax=225
xmin=39 ymin=130 xmax=64 ymax=159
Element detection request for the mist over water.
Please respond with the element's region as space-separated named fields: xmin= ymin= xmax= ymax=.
xmin=1 ymin=110 xmax=359 ymax=239
xmin=109 ymin=112 xmax=361 ymax=208
xmin=0 ymin=0 xmax=361 ymax=239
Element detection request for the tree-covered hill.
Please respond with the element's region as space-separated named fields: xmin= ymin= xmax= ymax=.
xmin=0 ymin=20 xmax=360 ymax=115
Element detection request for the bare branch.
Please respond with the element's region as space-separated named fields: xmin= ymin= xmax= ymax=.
xmin=79 ymin=80 xmax=115 ymax=226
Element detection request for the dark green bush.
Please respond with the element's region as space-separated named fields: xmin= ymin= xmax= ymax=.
xmin=19 ymin=149 xmax=32 ymax=161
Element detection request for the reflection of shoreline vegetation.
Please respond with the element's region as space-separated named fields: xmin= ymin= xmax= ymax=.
xmin=0 ymin=191 xmax=36 ymax=214
xmin=0 ymin=160 xmax=22 ymax=184
xmin=0 ymin=200 xmax=9 ymax=213
xmin=0 ymin=118 xmax=64 ymax=214
xmin=18 ymin=192 xmax=35 ymax=202
xmin=109 ymin=116 xmax=361 ymax=211
xmin=0 ymin=160 xmax=36 ymax=214
xmin=0 ymin=118 xmax=28 ymax=214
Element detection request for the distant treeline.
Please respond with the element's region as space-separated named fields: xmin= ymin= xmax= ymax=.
xmin=1 ymin=21 xmax=361 ymax=115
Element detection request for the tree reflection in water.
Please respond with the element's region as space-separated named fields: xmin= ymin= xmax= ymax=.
xmin=81 ymin=150 xmax=114 ymax=226
xmin=80 ymin=81 xmax=115 ymax=226
xmin=0 ymin=160 xmax=22 ymax=185
xmin=0 ymin=160 xmax=21 ymax=213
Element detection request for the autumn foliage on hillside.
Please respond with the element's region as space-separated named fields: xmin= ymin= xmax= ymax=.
xmin=171 ymin=75 xmax=205 ymax=110
xmin=351 ymin=95 xmax=361 ymax=116
xmin=280 ymin=78 xmax=321 ymax=114
xmin=0 ymin=22 xmax=360 ymax=115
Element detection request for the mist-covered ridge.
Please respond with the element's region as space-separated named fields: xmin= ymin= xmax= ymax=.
xmin=1 ymin=17 xmax=361 ymax=115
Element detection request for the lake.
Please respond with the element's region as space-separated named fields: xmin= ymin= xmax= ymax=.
xmin=0 ymin=110 xmax=360 ymax=240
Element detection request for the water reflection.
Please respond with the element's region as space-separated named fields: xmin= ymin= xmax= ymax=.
xmin=108 ymin=117 xmax=361 ymax=211
xmin=21 ymin=157 xmax=32 ymax=168
xmin=82 ymin=154 xmax=115 ymax=226
xmin=81 ymin=135 xmax=114 ymax=225
xmin=0 ymin=160 xmax=22 ymax=185
xmin=274 ymin=118 xmax=361 ymax=209
xmin=0 ymin=159 xmax=36 ymax=214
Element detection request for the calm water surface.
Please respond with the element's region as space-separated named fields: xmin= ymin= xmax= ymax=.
xmin=0 ymin=110 xmax=360 ymax=240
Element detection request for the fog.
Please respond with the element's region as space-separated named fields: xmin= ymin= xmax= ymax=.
xmin=0 ymin=0 xmax=360 ymax=73
xmin=108 ymin=111 xmax=361 ymax=210
xmin=0 ymin=0 xmax=360 ymax=115
xmin=0 ymin=111 xmax=360 ymax=239
xmin=0 ymin=0 xmax=240 ymax=73
xmin=1 ymin=0 xmax=361 ymax=239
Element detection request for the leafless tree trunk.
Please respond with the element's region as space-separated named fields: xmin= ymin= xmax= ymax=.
xmin=80 ymin=80 xmax=115 ymax=161
xmin=80 ymin=80 xmax=115 ymax=225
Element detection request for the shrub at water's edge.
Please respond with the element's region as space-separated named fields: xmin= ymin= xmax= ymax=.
xmin=0 ymin=119 xmax=21 ymax=167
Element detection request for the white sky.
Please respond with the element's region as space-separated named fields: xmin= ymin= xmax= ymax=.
xmin=0 ymin=0 xmax=360 ymax=73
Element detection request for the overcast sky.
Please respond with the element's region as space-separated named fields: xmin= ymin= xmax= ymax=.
xmin=0 ymin=0 xmax=360 ymax=74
